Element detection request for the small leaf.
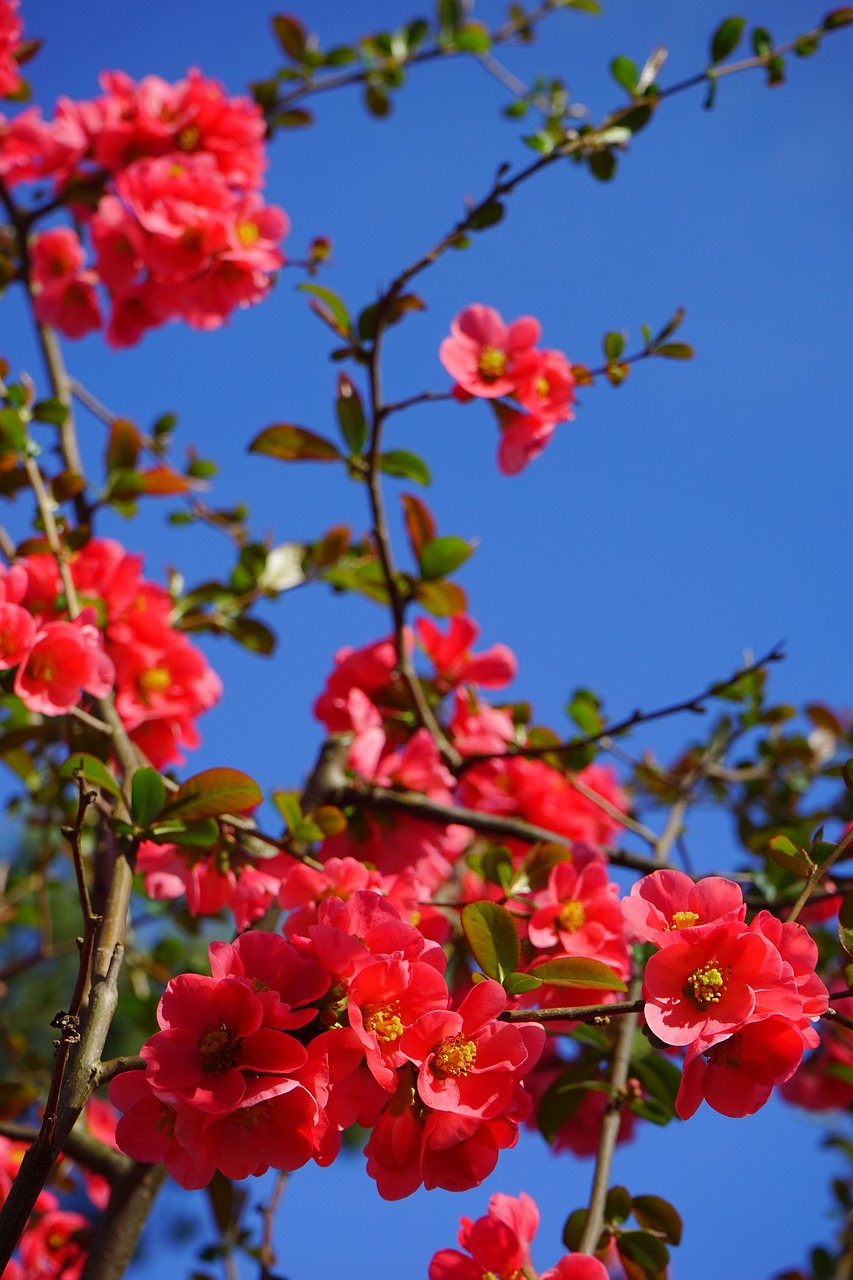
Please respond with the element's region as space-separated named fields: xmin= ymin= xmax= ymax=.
xmin=839 ymin=890 xmax=853 ymax=957
xmin=461 ymin=901 xmax=520 ymax=981
xmin=603 ymin=331 xmax=626 ymax=361
xmin=751 ymin=26 xmax=772 ymax=56
xmin=249 ymin=424 xmax=342 ymax=462
xmin=148 ymin=817 xmax=220 ymax=847
xmin=299 ymin=283 xmax=352 ymax=336
xmin=380 ymin=450 xmax=431 ymax=486
xmin=503 ymin=971 xmax=543 ymax=996
xmin=566 ymin=687 xmax=603 ymax=735
xmin=309 ymin=805 xmax=348 ymax=837
xmin=617 ymin=1231 xmax=669 ymax=1280
xmin=131 ymin=768 xmax=167 ymax=829
xmin=273 ymin=790 xmax=303 ymax=833
xmin=335 ymin=374 xmax=367 ymax=454
xmin=631 ymin=1195 xmax=683 ymax=1246
xmin=401 ymin=493 xmax=436 ymax=561
xmin=58 ymin=752 xmax=122 ymax=800
xmin=31 ymin=398 xmax=69 ymax=426
xmin=768 ymin=833 xmax=813 ymax=877
xmin=365 ymin=84 xmax=391 ymax=117
xmin=824 ymin=8 xmax=853 ymax=29
xmin=272 ymin=14 xmax=308 ymax=60
xmin=162 ymin=768 xmax=263 ymax=821
xmin=139 ymin=466 xmax=192 ymax=495
xmin=453 ymin=22 xmax=491 ymax=52
xmin=419 ymin=535 xmax=473 ymax=582
xmin=605 ymin=1185 xmax=633 ymax=1226
xmin=710 ymin=16 xmax=746 ymax=64
xmin=531 ymin=956 xmax=628 ymax=991
xmin=765 ymin=54 xmax=785 ymax=86
xmin=654 ymin=342 xmax=693 ymax=359
xmin=610 ymin=56 xmax=638 ymax=93
xmin=589 ymin=150 xmax=617 ymax=181
xmin=468 ymin=201 xmax=504 ymax=231
xmin=414 ymin=579 xmax=467 ymax=617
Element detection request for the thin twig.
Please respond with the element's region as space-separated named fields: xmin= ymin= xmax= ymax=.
xmin=787 ymin=824 xmax=853 ymax=924
xmin=501 ymin=997 xmax=644 ymax=1024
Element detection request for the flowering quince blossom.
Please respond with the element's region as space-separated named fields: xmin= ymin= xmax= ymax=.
xmin=527 ymin=852 xmax=631 ymax=977
xmin=0 ymin=0 xmax=23 ymax=99
xmin=621 ymin=867 xmax=746 ymax=946
xmin=439 ymin=304 xmax=576 ymax=473
xmin=0 ymin=65 xmax=286 ymax=343
xmin=14 ymin=610 xmax=114 ymax=715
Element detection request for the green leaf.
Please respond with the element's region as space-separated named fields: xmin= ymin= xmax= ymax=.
xmin=502 ymin=971 xmax=543 ymax=996
xmin=617 ymin=1230 xmax=669 ymax=1280
xmin=249 ymin=424 xmax=342 ymax=462
xmin=147 ymin=817 xmax=221 ymax=847
xmin=131 ymin=768 xmax=167 ymax=829
xmin=365 ymin=84 xmax=391 ymax=117
xmin=654 ymin=342 xmax=693 ymax=359
xmin=765 ymin=54 xmax=785 ymax=86
xmin=589 ymin=150 xmax=617 ymax=181
xmin=162 ymin=768 xmax=263 ymax=821
xmin=0 ymin=408 xmax=25 ymax=453
xmin=751 ymin=26 xmax=772 ymax=56
xmin=419 ymin=535 xmax=473 ymax=582
xmin=610 ymin=56 xmax=638 ymax=93
xmin=453 ymin=22 xmax=491 ymax=52
xmin=298 ymin=283 xmax=351 ymax=336
xmin=631 ymin=1196 xmax=683 ymax=1246
xmin=531 ymin=956 xmax=628 ymax=991
xmin=335 ymin=374 xmax=367 ymax=454
xmin=710 ymin=16 xmax=746 ymax=64
xmin=468 ymin=201 xmax=504 ymax=231
xmin=794 ymin=35 xmax=820 ymax=55
xmin=58 ymin=752 xmax=123 ymax=800
xmin=603 ymin=331 xmax=626 ymax=361
xmin=401 ymin=492 xmax=436 ymax=561
xmin=380 ymin=450 xmax=431 ymax=486
xmin=31 ymin=398 xmax=69 ymax=426
xmin=273 ymin=790 xmax=303 ymax=833
xmin=461 ymin=901 xmax=520 ymax=981
xmin=271 ymin=13 xmax=308 ymax=60
xmin=605 ymin=1185 xmax=633 ymax=1225
xmin=768 ymin=833 xmax=813 ymax=877
xmin=414 ymin=579 xmax=467 ymax=617
xmin=839 ymin=889 xmax=853 ymax=957
xmin=566 ymin=687 xmax=603 ymax=735
xmin=562 ymin=1209 xmax=588 ymax=1252
xmin=824 ymin=8 xmax=853 ymax=30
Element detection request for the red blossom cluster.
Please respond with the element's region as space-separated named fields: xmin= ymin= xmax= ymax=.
xmin=0 ymin=1096 xmax=119 ymax=1279
xmin=110 ymin=895 xmax=545 ymax=1198
xmin=625 ymin=870 xmax=829 ymax=1117
xmin=0 ymin=15 xmax=286 ymax=345
xmin=0 ymin=0 xmax=22 ymax=99
xmin=429 ymin=1192 xmax=608 ymax=1280
xmin=1 ymin=537 xmax=220 ymax=764
xmin=439 ymin=304 xmax=576 ymax=475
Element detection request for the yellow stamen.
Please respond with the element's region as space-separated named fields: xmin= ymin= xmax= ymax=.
xmin=237 ymin=221 xmax=260 ymax=247
xmin=432 ymin=1033 xmax=477 ymax=1077
xmin=139 ymin=666 xmax=171 ymax=692
xmin=176 ymin=124 xmax=201 ymax=152
xmin=198 ymin=1023 xmax=241 ymax=1073
xmin=666 ymin=910 xmax=700 ymax=930
xmin=558 ymin=899 xmax=586 ymax=932
xmin=477 ymin=345 xmax=507 ymax=382
xmin=365 ymin=1005 xmax=404 ymax=1043
xmin=686 ymin=962 xmax=726 ymax=1004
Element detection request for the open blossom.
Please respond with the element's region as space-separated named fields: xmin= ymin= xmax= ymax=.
xmin=0 ymin=0 xmax=23 ymax=99
xmin=416 ymin=615 xmax=516 ymax=691
xmin=30 ymin=227 xmax=101 ymax=338
xmin=440 ymin=305 xmax=542 ymax=398
xmin=515 ymin=348 xmax=576 ymax=422
xmin=622 ymin=869 xmax=746 ymax=947
xmin=527 ymin=854 xmax=629 ymax=976
xmin=676 ymin=1015 xmax=807 ymax=1118
xmin=429 ymin=1191 xmax=539 ymax=1280
xmin=14 ymin=611 xmax=114 ymax=714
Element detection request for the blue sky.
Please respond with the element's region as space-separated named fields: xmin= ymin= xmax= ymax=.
xmin=5 ymin=1 xmax=853 ymax=1276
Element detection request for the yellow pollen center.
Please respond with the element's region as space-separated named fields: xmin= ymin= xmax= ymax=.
xmin=167 ymin=163 xmax=185 ymax=179
xmin=198 ymin=1024 xmax=241 ymax=1073
xmin=686 ymin=962 xmax=725 ymax=1004
xmin=139 ymin=666 xmax=171 ymax=692
xmin=535 ymin=374 xmax=550 ymax=397
xmin=666 ymin=910 xmax=701 ymax=930
xmin=365 ymin=1005 xmax=404 ymax=1043
xmin=477 ymin=345 xmax=508 ymax=382
xmin=28 ymin=654 xmax=55 ymax=682
xmin=559 ymin=899 xmax=586 ymax=932
xmin=236 ymin=1099 xmax=271 ymax=1130
xmin=176 ymin=123 xmax=201 ymax=151
xmin=251 ymin=977 xmax=271 ymax=994
xmin=432 ymin=1033 xmax=478 ymax=1077
xmin=237 ymin=220 xmax=260 ymax=246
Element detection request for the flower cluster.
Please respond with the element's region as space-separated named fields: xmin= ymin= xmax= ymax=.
xmin=625 ymin=870 xmax=829 ymax=1117
xmin=439 ymin=304 xmax=576 ymax=475
xmin=1 ymin=54 xmax=286 ymax=344
xmin=429 ymin=1192 xmax=608 ymax=1280
xmin=111 ymin=894 xmax=546 ymax=1199
xmin=3 ymin=537 xmax=220 ymax=764
xmin=0 ymin=0 xmax=23 ymax=100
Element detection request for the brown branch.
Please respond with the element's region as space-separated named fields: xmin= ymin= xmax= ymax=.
xmin=91 ymin=1055 xmax=145 ymax=1089
xmin=336 ymin=780 xmax=666 ymax=874
xmin=80 ymin=1163 xmax=167 ymax=1280
xmin=501 ymin=997 xmax=644 ymax=1024
xmin=0 ymin=1121 xmax=133 ymax=1182
xmin=577 ymin=975 xmax=643 ymax=1256
xmin=460 ymin=645 xmax=784 ymax=771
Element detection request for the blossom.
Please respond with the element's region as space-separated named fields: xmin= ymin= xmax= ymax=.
xmin=429 ymin=1191 xmax=539 ymax=1280
xmin=515 ymin=348 xmax=576 ymax=422
xmin=621 ymin=869 xmax=746 ymax=948
xmin=527 ymin=854 xmax=629 ymax=975
xmin=0 ymin=0 xmax=23 ymax=99
xmin=497 ymin=410 xmax=556 ymax=476
xmin=539 ymin=1258 xmax=610 ymax=1280
xmin=440 ymin=305 xmax=542 ymax=399
xmin=14 ymin=611 xmax=114 ymax=714
xmin=416 ymin=615 xmax=517 ymax=691
xmin=676 ymin=1015 xmax=807 ymax=1118
xmin=642 ymin=922 xmax=786 ymax=1048
xmin=30 ymin=228 xmax=101 ymax=338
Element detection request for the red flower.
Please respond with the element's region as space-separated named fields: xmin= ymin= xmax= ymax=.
xmin=622 ymin=869 xmax=746 ymax=947
xmin=676 ymin=1015 xmax=806 ymax=1118
xmin=429 ymin=1191 xmax=539 ymax=1280
xmin=416 ymin=615 xmax=517 ymax=691
xmin=440 ymin=304 xmax=542 ymax=399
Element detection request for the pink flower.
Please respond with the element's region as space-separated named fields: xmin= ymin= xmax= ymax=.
xmin=416 ymin=615 xmax=517 ymax=691
xmin=109 ymin=1068 xmax=215 ymax=1190
xmin=540 ymin=1258 xmax=610 ymax=1280
xmin=14 ymin=610 xmax=114 ymax=714
xmin=642 ymin=922 xmax=785 ymax=1048
xmin=30 ymin=228 xmax=101 ymax=338
xmin=16 ymin=1210 xmax=91 ymax=1280
xmin=527 ymin=855 xmax=629 ymax=975
xmin=0 ymin=0 xmax=23 ymax=100
xmin=497 ymin=410 xmax=556 ymax=475
xmin=401 ymin=979 xmax=545 ymax=1119
xmin=515 ymin=348 xmax=576 ymax=422
xmin=676 ymin=1015 xmax=806 ymax=1118
xmin=621 ymin=869 xmax=746 ymax=948
xmin=429 ymin=1191 xmax=539 ymax=1280
xmin=348 ymin=956 xmax=449 ymax=1090
xmin=440 ymin=305 xmax=543 ymax=398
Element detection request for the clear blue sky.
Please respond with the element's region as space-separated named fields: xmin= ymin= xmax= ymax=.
xmin=5 ymin=2 xmax=853 ymax=1276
